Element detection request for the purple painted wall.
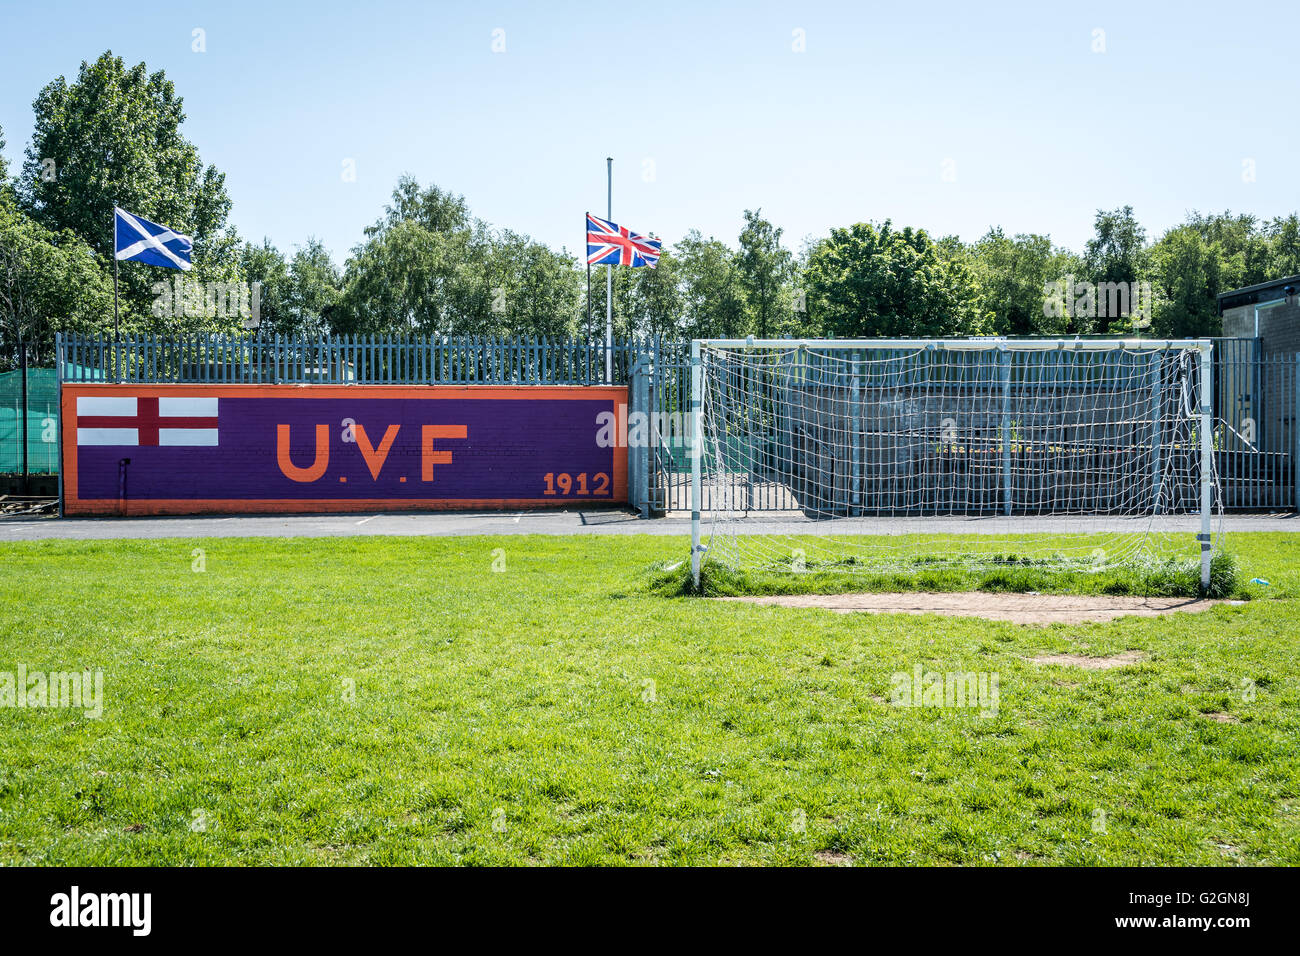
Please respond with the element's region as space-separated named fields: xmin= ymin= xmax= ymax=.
xmin=63 ymin=384 xmax=628 ymax=515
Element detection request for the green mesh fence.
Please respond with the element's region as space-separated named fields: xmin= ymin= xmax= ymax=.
xmin=0 ymin=368 xmax=59 ymax=474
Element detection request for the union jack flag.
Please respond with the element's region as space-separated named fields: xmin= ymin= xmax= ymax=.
xmin=586 ymin=213 xmax=662 ymax=269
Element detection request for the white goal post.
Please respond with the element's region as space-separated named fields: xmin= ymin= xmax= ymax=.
xmin=689 ymin=338 xmax=1218 ymax=591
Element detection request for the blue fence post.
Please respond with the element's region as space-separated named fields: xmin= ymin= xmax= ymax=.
xmin=634 ymin=351 xmax=651 ymax=518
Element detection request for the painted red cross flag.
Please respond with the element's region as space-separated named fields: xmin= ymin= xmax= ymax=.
xmin=76 ymin=396 xmax=220 ymax=447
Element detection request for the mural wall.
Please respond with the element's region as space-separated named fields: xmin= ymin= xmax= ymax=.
xmin=61 ymin=384 xmax=627 ymax=515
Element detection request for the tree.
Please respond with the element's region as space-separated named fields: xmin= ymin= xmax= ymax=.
xmin=1184 ymin=211 xmax=1270 ymax=290
xmin=804 ymin=221 xmax=986 ymax=337
xmin=285 ymin=239 xmax=342 ymax=336
xmin=19 ymin=52 xmax=233 ymax=322
xmin=580 ymin=247 xmax=694 ymax=342
xmin=1148 ymin=226 xmax=1223 ymax=337
xmin=0 ymin=194 xmax=113 ymax=367
xmin=481 ymin=230 xmax=581 ymax=337
xmin=628 ymin=248 xmax=682 ymax=339
xmin=968 ymin=229 xmax=1083 ymax=335
xmin=337 ymin=219 xmax=470 ymax=334
xmin=336 ymin=177 xmax=483 ymax=334
xmin=1083 ymin=206 xmax=1147 ymax=333
xmin=336 ymin=177 xmax=582 ymax=337
xmin=1146 ymin=211 xmax=1287 ymax=337
xmin=1265 ymin=214 xmax=1300 ymax=278
xmin=583 ymin=259 xmax=636 ymax=341
xmin=675 ymin=230 xmax=746 ymax=339
xmin=737 ymin=209 xmax=794 ymax=337
xmin=367 ymin=175 xmax=469 ymax=238
xmin=238 ymin=239 xmax=289 ymax=333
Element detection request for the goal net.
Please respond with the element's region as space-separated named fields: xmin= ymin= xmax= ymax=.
xmin=689 ymin=338 xmax=1219 ymax=589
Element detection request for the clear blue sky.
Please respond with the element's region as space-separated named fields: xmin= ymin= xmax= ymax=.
xmin=1 ymin=0 xmax=1295 ymax=265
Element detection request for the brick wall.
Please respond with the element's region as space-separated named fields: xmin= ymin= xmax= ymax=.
xmin=1222 ymin=300 xmax=1300 ymax=356
xmin=62 ymin=384 xmax=629 ymax=515
xmin=1220 ymin=303 xmax=1298 ymax=463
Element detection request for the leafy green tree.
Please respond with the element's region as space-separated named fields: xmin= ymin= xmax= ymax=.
xmin=583 ymin=260 xmax=636 ymax=341
xmin=737 ymin=209 xmax=794 ymax=337
xmin=0 ymin=194 xmax=113 ymax=366
xmin=675 ymin=230 xmax=746 ymax=339
xmin=337 ymin=219 xmax=471 ymax=334
xmin=627 ymin=248 xmax=682 ymax=339
xmin=481 ymin=230 xmax=582 ymax=336
xmin=804 ymin=221 xmax=985 ymax=337
xmin=1183 ymin=211 xmax=1270 ymax=290
xmin=337 ymin=178 xmax=582 ymax=337
xmin=1265 ymin=214 xmax=1300 ymax=277
xmin=1083 ymin=206 xmax=1148 ymax=333
xmin=336 ymin=178 xmax=484 ymax=334
xmin=1148 ymin=225 xmax=1223 ymax=337
xmin=968 ymin=229 xmax=1083 ymax=335
xmin=284 ymin=239 xmax=342 ymax=336
xmin=367 ymin=175 xmax=469 ymax=238
xmin=19 ymin=52 xmax=233 ymax=323
xmin=583 ymin=249 xmax=689 ymax=342
xmin=237 ymin=239 xmax=289 ymax=333
xmin=1145 ymin=211 xmax=1291 ymax=337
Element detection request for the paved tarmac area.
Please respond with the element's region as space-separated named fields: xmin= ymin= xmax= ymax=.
xmin=1 ymin=509 xmax=1293 ymax=542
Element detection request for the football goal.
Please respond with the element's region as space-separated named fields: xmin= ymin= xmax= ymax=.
xmin=689 ymin=338 xmax=1219 ymax=590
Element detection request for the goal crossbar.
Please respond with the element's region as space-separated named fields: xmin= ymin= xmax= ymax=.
xmin=696 ymin=338 xmax=1213 ymax=351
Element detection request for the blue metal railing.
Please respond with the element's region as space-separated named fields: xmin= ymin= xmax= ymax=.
xmin=56 ymin=333 xmax=685 ymax=386
xmin=48 ymin=333 xmax=1299 ymax=512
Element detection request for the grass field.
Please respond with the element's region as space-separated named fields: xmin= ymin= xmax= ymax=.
xmin=1 ymin=532 xmax=1298 ymax=866
xmin=675 ymin=533 xmax=1242 ymax=599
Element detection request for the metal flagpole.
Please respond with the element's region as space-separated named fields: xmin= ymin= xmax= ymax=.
xmin=112 ymin=203 xmax=121 ymax=382
xmin=585 ymin=211 xmax=591 ymax=340
xmin=605 ymin=157 xmax=613 ymax=384
xmin=112 ymin=203 xmax=119 ymax=340
xmin=19 ymin=335 xmax=28 ymax=486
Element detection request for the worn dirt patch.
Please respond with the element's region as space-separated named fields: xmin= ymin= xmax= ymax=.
xmin=1030 ymin=649 xmax=1146 ymax=669
xmin=715 ymin=592 xmax=1227 ymax=626
xmin=814 ymin=849 xmax=853 ymax=866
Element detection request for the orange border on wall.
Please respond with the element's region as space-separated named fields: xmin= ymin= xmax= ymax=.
xmin=62 ymin=383 xmax=629 ymax=516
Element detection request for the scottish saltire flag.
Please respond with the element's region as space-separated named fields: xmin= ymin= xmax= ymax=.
xmin=586 ymin=213 xmax=662 ymax=268
xmin=114 ymin=207 xmax=193 ymax=271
